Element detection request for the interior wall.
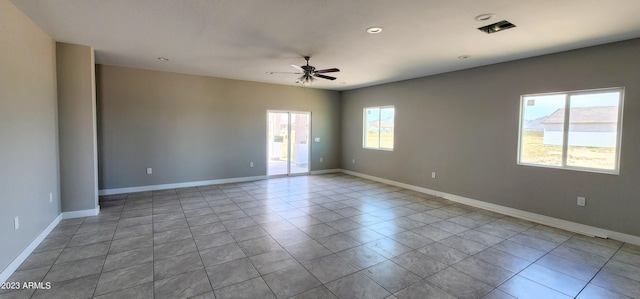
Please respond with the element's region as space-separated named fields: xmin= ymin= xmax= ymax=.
xmin=0 ymin=0 xmax=60 ymax=273
xmin=97 ymin=65 xmax=341 ymax=190
xmin=56 ymin=42 xmax=99 ymax=212
xmin=341 ymin=38 xmax=640 ymax=238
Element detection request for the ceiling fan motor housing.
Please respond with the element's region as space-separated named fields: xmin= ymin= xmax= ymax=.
xmin=302 ymin=56 xmax=314 ymax=73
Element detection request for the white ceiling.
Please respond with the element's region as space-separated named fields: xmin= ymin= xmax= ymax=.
xmin=11 ymin=0 xmax=640 ymax=91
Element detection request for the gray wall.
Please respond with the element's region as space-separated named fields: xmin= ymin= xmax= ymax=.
xmin=0 ymin=0 xmax=60 ymax=273
xmin=341 ymin=38 xmax=640 ymax=237
xmin=56 ymin=42 xmax=99 ymax=212
xmin=97 ymin=65 xmax=341 ymax=190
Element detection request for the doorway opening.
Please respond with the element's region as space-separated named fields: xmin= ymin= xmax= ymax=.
xmin=267 ymin=111 xmax=311 ymax=176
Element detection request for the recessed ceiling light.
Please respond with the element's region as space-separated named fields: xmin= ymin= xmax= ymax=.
xmin=457 ymin=55 xmax=470 ymax=59
xmin=366 ymin=27 xmax=383 ymax=34
xmin=157 ymin=57 xmax=169 ymax=61
xmin=475 ymin=14 xmax=495 ymax=21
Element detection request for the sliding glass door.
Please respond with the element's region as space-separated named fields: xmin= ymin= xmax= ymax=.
xmin=267 ymin=111 xmax=310 ymax=176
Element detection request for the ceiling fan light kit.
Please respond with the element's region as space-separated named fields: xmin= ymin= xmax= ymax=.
xmin=296 ymin=75 xmax=316 ymax=85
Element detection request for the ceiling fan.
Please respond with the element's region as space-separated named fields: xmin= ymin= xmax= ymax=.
xmin=268 ymin=56 xmax=340 ymax=84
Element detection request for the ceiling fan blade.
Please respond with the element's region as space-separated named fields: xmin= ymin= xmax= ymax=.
xmin=266 ymin=71 xmax=302 ymax=75
xmin=291 ymin=64 xmax=304 ymax=72
xmin=314 ymin=74 xmax=337 ymax=80
xmin=315 ymin=68 xmax=340 ymax=74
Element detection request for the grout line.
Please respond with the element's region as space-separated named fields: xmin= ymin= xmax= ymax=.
xmin=188 ymin=189 xmax=217 ymax=298
xmin=572 ymin=244 xmax=625 ymax=298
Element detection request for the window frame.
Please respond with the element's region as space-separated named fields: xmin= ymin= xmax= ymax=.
xmin=363 ymin=105 xmax=395 ymax=151
xmin=517 ymin=87 xmax=624 ymax=175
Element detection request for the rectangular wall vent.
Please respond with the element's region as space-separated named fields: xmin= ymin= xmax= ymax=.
xmin=478 ymin=20 xmax=516 ymax=34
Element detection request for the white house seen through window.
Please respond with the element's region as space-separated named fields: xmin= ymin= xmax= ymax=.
xmin=518 ymin=88 xmax=624 ymax=174
xmin=363 ymin=106 xmax=395 ymax=150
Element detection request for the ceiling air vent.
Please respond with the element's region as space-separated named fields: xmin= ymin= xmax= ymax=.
xmin=478 ymin=20 xmax=516 ymax=34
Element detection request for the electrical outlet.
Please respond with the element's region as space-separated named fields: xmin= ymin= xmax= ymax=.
xmin=14 ymin=217 xmax=19 ymax=230
xmin=320 ymin=157 xmax=323 ymax=163
xmin=315 ymin=137 xmax=320 ymax=142
xmin=49 ymin=192 xmax=53 ymax=203
xmin=352 ymin=158 xmax=356 ymax=164
xmin=250 ymin=162 xmax=254 ymax=168
xmin=577 ymin=197 xmax=586 ymax=207
xmin=146 ymin=168 xmax=152 ymax=175
xmin=432 ymin=172 xmax=436 ymax=179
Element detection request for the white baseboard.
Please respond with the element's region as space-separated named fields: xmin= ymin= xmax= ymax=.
xmin=0 ymin=214 xmax=62 ymax=283
xmin=342 ymin=170 xmax=440 ymax=197
xmin=100 ymin=171 xmax=342 ymax=195
xmin=99 ymin=175 xmax=269 ymax=195
xmin=310 ymin=169 xmax=342 ymax=175
xmin=61 ymin=207 xmax=100 ymax=219
xmin=1 ymin=206 xmax=103 ymax=283
xmin=341 ymin=169 xmax=640 ymax=246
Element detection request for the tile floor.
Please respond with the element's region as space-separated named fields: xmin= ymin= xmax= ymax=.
xmin=2 ymin=174 xmax=639 ymax=299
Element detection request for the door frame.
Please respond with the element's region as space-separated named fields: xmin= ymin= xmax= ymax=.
xmin=266 ymin=110 xmax=312 ymax=177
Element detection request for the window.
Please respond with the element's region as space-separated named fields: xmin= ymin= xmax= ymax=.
xmin=363 ymin=106 xmax=395 ymax=150
xmin=518 ymin=88 xmax=624 ymax=174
